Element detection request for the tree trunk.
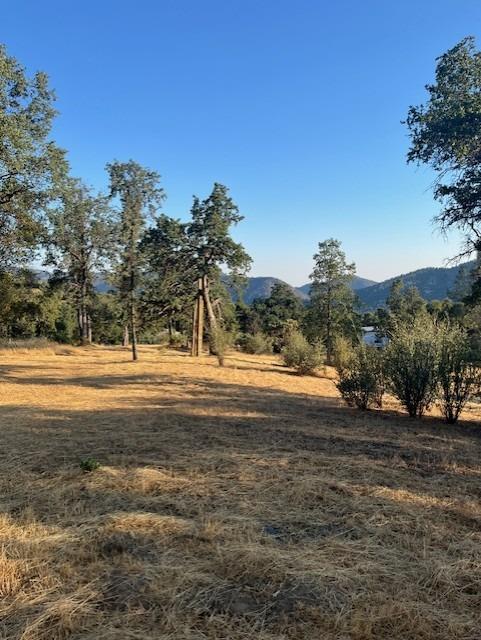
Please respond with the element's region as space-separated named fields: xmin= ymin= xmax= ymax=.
xmin=87 ymin=315 xmax=92 ymax=344
xmin=123 ymin=325 xmax=129 ymax=347
xmin=326 ymin=289 xmax=332 ymax=365
xmin=77 ymin=309 xmax=83 ymax=343
xmin=197 ymin=290 xmax=204 ymax=355
xmin=191 ymin=278 xmax=204 ymax=356
xmin=78 ymin=269 xmax=90 ymax=345
xmin=191 ymin=291 xmax=198 ymax=356
xmin=202 ymin=275 xmax=218 ymax=332
xmin=168 ymin=317 xmax=174 ymax=345
xmin=130 ymin=303 xmax=138 ymax=361
xmin=128 ymin=247 xmax=138 ymax=361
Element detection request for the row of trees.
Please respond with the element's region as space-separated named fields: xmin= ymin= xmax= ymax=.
xmin=4 ymin=36 xmax=481 ymax=394
xmin=240 ymin=239 xmax=359 ymax=362
xmin=0 ymin=44 xmax=251 ymax=358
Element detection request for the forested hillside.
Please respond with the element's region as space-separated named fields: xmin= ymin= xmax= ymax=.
xmin=356 ymin=261 xmax=475 ymax=309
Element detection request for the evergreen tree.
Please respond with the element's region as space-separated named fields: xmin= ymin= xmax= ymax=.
xmin=305 ymin=238 xmax=357 ymax=363
xmin=139 ymin=214 xmax=195 ymax=340
xmin=378 ymin=279 xmax=426 ymax=336
xmin=107 ymin=160 xmax=165 ymax=360
xmin=251 ymin=283 xmax=304 ymax=350
xmin=449 ymin=263 xmax=475 ymax=302
xmin=187 ymin=183 xmax=251 ymax=355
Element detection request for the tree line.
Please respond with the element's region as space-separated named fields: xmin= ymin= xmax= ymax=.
xmin=3 ymin=36 xmax=481 ymax=425
xmin=0 ymin=44 xmax=251 ymax=359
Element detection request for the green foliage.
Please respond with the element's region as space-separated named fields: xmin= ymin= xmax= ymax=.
xmin=79 ymin=457 xmax=100 ymax=473
xmin=337 ymin=344 xmax=385 ymax=410
xmin=90 ymin=293 xmax=124 ymax=344
xmin=187 ymin=183 xmax=251 ymax=281
xmin=385 ymin=317 xmax=440 ymax=418
xmin=406 ymin=37 xmax=481 ymax=276
xmin=282 ymin=330 xmax=325 ymax=375
xmin=437 ymin=323 xmax=481 ymax=424
xmin=250 ymin=283 xmax=304 ymax=351
xmin=0 ymin=270 xmax=75 ymax=342
xmin=46 ymin=177 xmax=114 ymax=344
xmin=107 ymin=160 xmax=165 ymax=360
xmin=427 ymin=299 xmax=465 ymax=322
xmin=139 ymin=214 xmax=195 ymax=330
xmin=448 ymin=264 xmax=474 ymax=302
xmin=186 ymin=183 xmax=252 ymax=341
xmin=166 ymin=331 xmax=186 ymax=348
xmin=305 ymin=238 xmax=359 ymax=363
xmin=332 ymin=335 xmax=355 ymax=374
xmin=209 ymin=326 xmax=233 ymax=366
xmin=462 ymin=303 xmax=481 ymax=362
xmin=376 ymin=279 xmax=427 ymax=338
xmin=241 ymin=332 xmax=273 ymax=354
xmin=0 ymin=44 xmax=67 ymax=268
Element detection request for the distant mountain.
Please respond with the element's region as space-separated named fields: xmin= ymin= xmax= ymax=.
xmin=33 ymin=263 xmax=475 ymax=309
xmin=244 ymin=276 xmax=307 ymax=303
xmin=224 ymin=276 xmax=307 ymax=304
xmin=356 ymin=261 xmax=475 ymax=310
xmin=32 ymin=269 xmax=112 ymax=293
xmin=296 ymin=275 xmax=377 ymax=298
xmin=229 ymin=263 xmax=473 ymax=308
xmin=227 ymin=274 xmax=377 ymax=304
xmin=351 ymin=276 xmax=379 ymax=290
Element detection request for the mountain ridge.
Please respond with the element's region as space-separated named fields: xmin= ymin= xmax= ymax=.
xmin=32 ymin=262 xmax=474 ymax=309
xmin=235 ymin=262 xmax=474 ymax=306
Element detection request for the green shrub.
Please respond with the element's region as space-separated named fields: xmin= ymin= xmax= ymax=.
xmin=282 ymin=330 xmax=325 ymax=375
xmin=385 ymin=316 xmax=439 ymax=418
xmin=332 ymin=335 xmax=355 ymax=374
xmin=437 ymin=323 xmax=481 ymax=423
xmin=337 ymin=344 xmax=384 ymax=410
xmin=242 ymin=332 xmax=273 ymax=354
xmin=168 ymin=332 xmax=186 ymax=348
xmin=209 ymin=327 xmax=233 ymax=366
xmin=80 ymin=457 xmax=101 ymax=472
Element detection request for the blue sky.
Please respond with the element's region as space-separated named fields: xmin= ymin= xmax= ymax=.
xmin=3 ymin=1 xmax=480 ymax=284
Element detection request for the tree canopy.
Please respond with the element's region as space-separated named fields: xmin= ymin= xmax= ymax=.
xmin=0 ymin=45 xmax=67 ymax=267
xmin=406 ymin=37 xmax=481 ymax=258
xmin=305 ymin=238 xmax=358 ymax=362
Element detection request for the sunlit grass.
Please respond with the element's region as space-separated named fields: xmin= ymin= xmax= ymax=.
xmin=0 ymin=345 xmax=480 ymax=639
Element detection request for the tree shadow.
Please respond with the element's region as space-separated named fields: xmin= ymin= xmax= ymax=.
xmin=2 ymin=368 xmax=481 ymax=638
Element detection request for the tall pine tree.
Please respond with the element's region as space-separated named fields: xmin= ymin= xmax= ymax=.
xmin=107 ymin=160 xmax=165 ymax=360
xmin=305 ymin=238 xmax=357 ymax=363
xmin=187 ymin=183 xmax=251 ymax=355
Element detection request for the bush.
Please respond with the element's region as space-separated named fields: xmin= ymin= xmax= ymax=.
xmin=282 ymin=330 xmax=325 ymax=375
xmin=385 ymin=316 xmax=439 ymax=418
xmin=80 ymin=457 xmax=100 ymax=472
xmin=337 ymin=344 xmax=384 ymax=410
xmin=437 ymin=323 xmax=481 ymax=424
xmin=168 ymin=332 xmax=186 ymax=348
xmin=209 ymin=327 xmax=233 ymax=366
xmin=332 ymin=335 xmax=355 ymax=374
xmin=0 ymin=337 xmax=54 ymax=351
xmin=242 ymin=332 xmax=273 ymax=355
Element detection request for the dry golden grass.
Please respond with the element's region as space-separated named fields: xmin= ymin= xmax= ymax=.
xmin=0 ymin=345 xmax=480 ymax=639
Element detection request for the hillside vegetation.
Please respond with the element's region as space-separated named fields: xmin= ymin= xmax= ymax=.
xmin=356 ymin=262 xmax=475 ymax=309
xmin=226 ymin=263 xmax=473 ymax=308
xmin=1 ymin=345 xmax=480 ymax=640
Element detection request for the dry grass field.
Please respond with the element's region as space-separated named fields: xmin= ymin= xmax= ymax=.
xmin=0 ymin=345 xmax=480 ymax=639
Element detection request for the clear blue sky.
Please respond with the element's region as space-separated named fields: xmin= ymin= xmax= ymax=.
xmin=3 ymin=1 xmax=480 ymax=284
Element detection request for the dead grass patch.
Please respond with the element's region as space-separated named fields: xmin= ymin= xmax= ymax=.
xmin=0 ymin=345 xmax=480 ymax=639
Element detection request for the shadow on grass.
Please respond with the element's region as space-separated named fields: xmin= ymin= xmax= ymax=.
xmin=2 ymin=366 xmax=481 ymax=639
